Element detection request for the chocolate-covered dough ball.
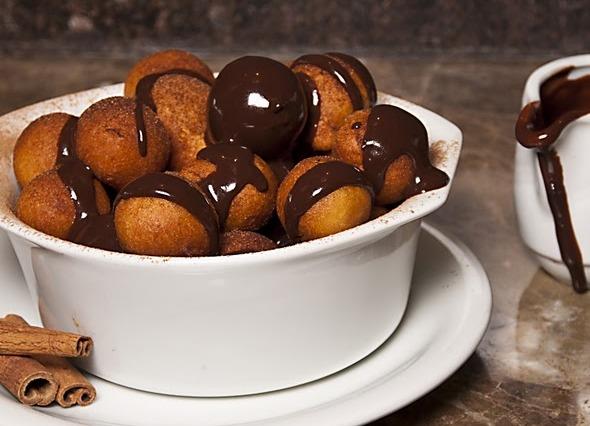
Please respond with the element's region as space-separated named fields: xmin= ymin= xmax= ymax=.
xmin=206 ymin=56 xmax=307 ymax=160
xmin=220 ymin=230 xmax=277 ymax=255
xmin=76 ymin=97 xmax=170 ymax=190
xmin=276 ymin=156 xmax=373 ymax=242
xmin=334 ymin=109 xmax=414 ymax=205
xmin=124 ymin=49 xmax=214 ymax=98
xmin=16 ymin=169 xmax=110 ymax=240
xmin=114 ymin=172 xmax=218 ymax=256
xmin=13 ymin=113 xmax=77 ymax=187
xmin=291 ymin=52 xmax=376 ymax=153
xmin=180 ymin=144 xmax=278 ymax=231
xmin=151 ymin=74 xmax=211 ymax=171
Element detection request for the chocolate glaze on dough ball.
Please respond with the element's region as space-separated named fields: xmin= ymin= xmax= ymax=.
xmin=180 ymin=144 xmax=278 ymax=231
xmin=333 ymin=105 xmax=449 ymax=205
xmin=13 ymin=113 xmax=77 ymax=187
xmin=220 ymin=230 xmax=277 ymax=255
xmin=206 ymin=56 xmax=307 ymax=160
xmin=276 ymin=156 xmax=373 ymax=242
xmin=114 ymin=172 xmax=218 ymax=256
xmin=151 ymin=74 xmax=211 ymax=171
xmin=16 ymin=166 xmax=110 ymax=240
xmin=76 ymin=96 xmax=170 ymax=190
xmin=124 ymin=49 xmax=214 ymax=98
xmin=291 ymin=52 xmax=376 ymax=153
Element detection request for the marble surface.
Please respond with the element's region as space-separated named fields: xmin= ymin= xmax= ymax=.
xmin=0 ymin=53 xmax=587 ymax=425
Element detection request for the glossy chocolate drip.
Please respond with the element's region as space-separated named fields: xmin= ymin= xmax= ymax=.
xmin=362 ymin=104 xmax=449 ymax=195
xmin=54 ymin=117 xmax=122 ymax=252
xmin=197 ymin=144 xmax=268 ymax=224
xmin=134 ymin=68 xmax=213 ymax=157
xmin=268 ymin=158 xmax=294 ymax=182
xmin=515 ymin=66 xmax=590 ymax=293
xmin=207 ymin=56 xmax=307 ymax=160
xmin=133 ymin=102 xmax=149 ymax=157
xmin=259 ymin=215 xmax=291 ymax=247
xmin=115 ymin=173 xmax=219 ymax=253
xmin=292 ymin=54 xmax=363 ymax=110
xmin=295 ymin=72 xmax=321 ymax=149
xmin=57 ymin=158 xmax=99 ymax=225
xmin=283 ymin=161 xmax=372 ymax=240
xmin=68 ymin=214 xmax=121 ymax=252
xmin=326 ymin=52 xmax=377 ymax=105
xmin=56 ymin=115 xmax=78 ymax=162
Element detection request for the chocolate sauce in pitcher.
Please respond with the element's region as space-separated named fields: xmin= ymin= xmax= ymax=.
xmin=515 ymin=67 xmax=590 ymax=293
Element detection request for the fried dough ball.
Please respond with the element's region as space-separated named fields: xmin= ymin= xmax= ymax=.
xmin=151 ymin=74 xmax=210 ymax=171
xmin=333 ymin=109 xmax=415 ymax=205
xmin=124 ymin=49 xmax=214 ymax=97
xmin=114 ymin=173 xmax=218 ymax=256
xmin=16 ymin=169 xmax=110 ymax=239
xmin=76 ymin=96 xmax=170 ymax=190
xmin=291 ymin=53 xmax=375 ymax=153
xmin=179 ymin=145 xmax=278 ymax=231
xmin=276 ymin=156 xmax=373 ymax=242
xmin=220 ymin=230 xmax=277 ymax=255
xmin=13 ymin=113 xmax=75 ymax=187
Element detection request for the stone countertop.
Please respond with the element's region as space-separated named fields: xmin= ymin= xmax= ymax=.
xmin=0 ymin=53 xmax=585 ymax=425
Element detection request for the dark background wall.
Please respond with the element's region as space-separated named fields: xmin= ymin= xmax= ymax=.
xmin=1 ymin=0 xmax=589 ymax=57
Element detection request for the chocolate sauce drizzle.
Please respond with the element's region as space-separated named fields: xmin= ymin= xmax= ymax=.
xmin=55 ymin=116 xmax=122 ymax=252
xmin=283 ymin=161 xmax=372 ymax=240
xmin=114 ymin=173 xmax=219 ymax=253
xmin=207 ymin=56 xmax=307 ymax=160
xmin=68 ymin=213 xmax=121 ymax=253
xmin=326 ymin=52 xmax=377 ymax=105
xmin=133 ymin=68 xmax=213 ymax=157
xmin=291 ymin=54 xmax=364 ymax=110
xmin=362 ymin=104 xmax=449 ymax=196
xmin=197 ymin=144 xmax=268 ymax=224
xmin=295 ymin=72 xmax=321 ymax=149
xmin=515 ymin=66 xmax=590 ymax=293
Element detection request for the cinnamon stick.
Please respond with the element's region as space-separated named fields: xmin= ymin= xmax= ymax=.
xmin=1 ymin=315 xmax=96 ymax=407
xmin=35 ymin=355 xmax=96 ymax=407
xmin=0 ymin=354 xmax=58 ymax=406
xmin=0 ymin=317 xmax=93 ymax=358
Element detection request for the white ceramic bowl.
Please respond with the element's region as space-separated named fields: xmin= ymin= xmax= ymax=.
xmin=515 ymin=55 xmax=590 ymax=284
xmin=0 ymin=84 xmax=461 ymax=397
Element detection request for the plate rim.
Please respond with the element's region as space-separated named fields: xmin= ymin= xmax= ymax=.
xmin=0 ymin=222 xmax=491 ymax=426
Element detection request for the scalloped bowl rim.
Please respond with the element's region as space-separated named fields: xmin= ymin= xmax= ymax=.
xmin=0 ymin=83 xmax=462 ymax=268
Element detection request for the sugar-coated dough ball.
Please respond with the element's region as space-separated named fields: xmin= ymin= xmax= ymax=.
xmin=114 ymin=172 xmax=218 ymax=256
xmin=151 ymin=74 xmax=210 ymax=171
xmin=334 ymin=109 xmax=414 ymax=205
xmin=124 ymin=49 xmax=214 ymax=97
xmin=291 ymin=52 xmax=376 ymax=154
xmin=16 ymin=169 xmax=110 ymax=239
xmin=220 ymin=230 xmax=277 ymax=255
xmin=276 ymin=156 xmax=373 ymax=242
xmin=13 ymin=113 xmax=75 ymax=187
xmin=180 ymin=145 xmax=278 ymax=231
xmin=76 ymin=96 xmax=170 ymax=190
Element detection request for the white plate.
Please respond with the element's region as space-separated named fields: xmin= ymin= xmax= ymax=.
xmin=0 ymin=223 xmax=491 ymax=426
